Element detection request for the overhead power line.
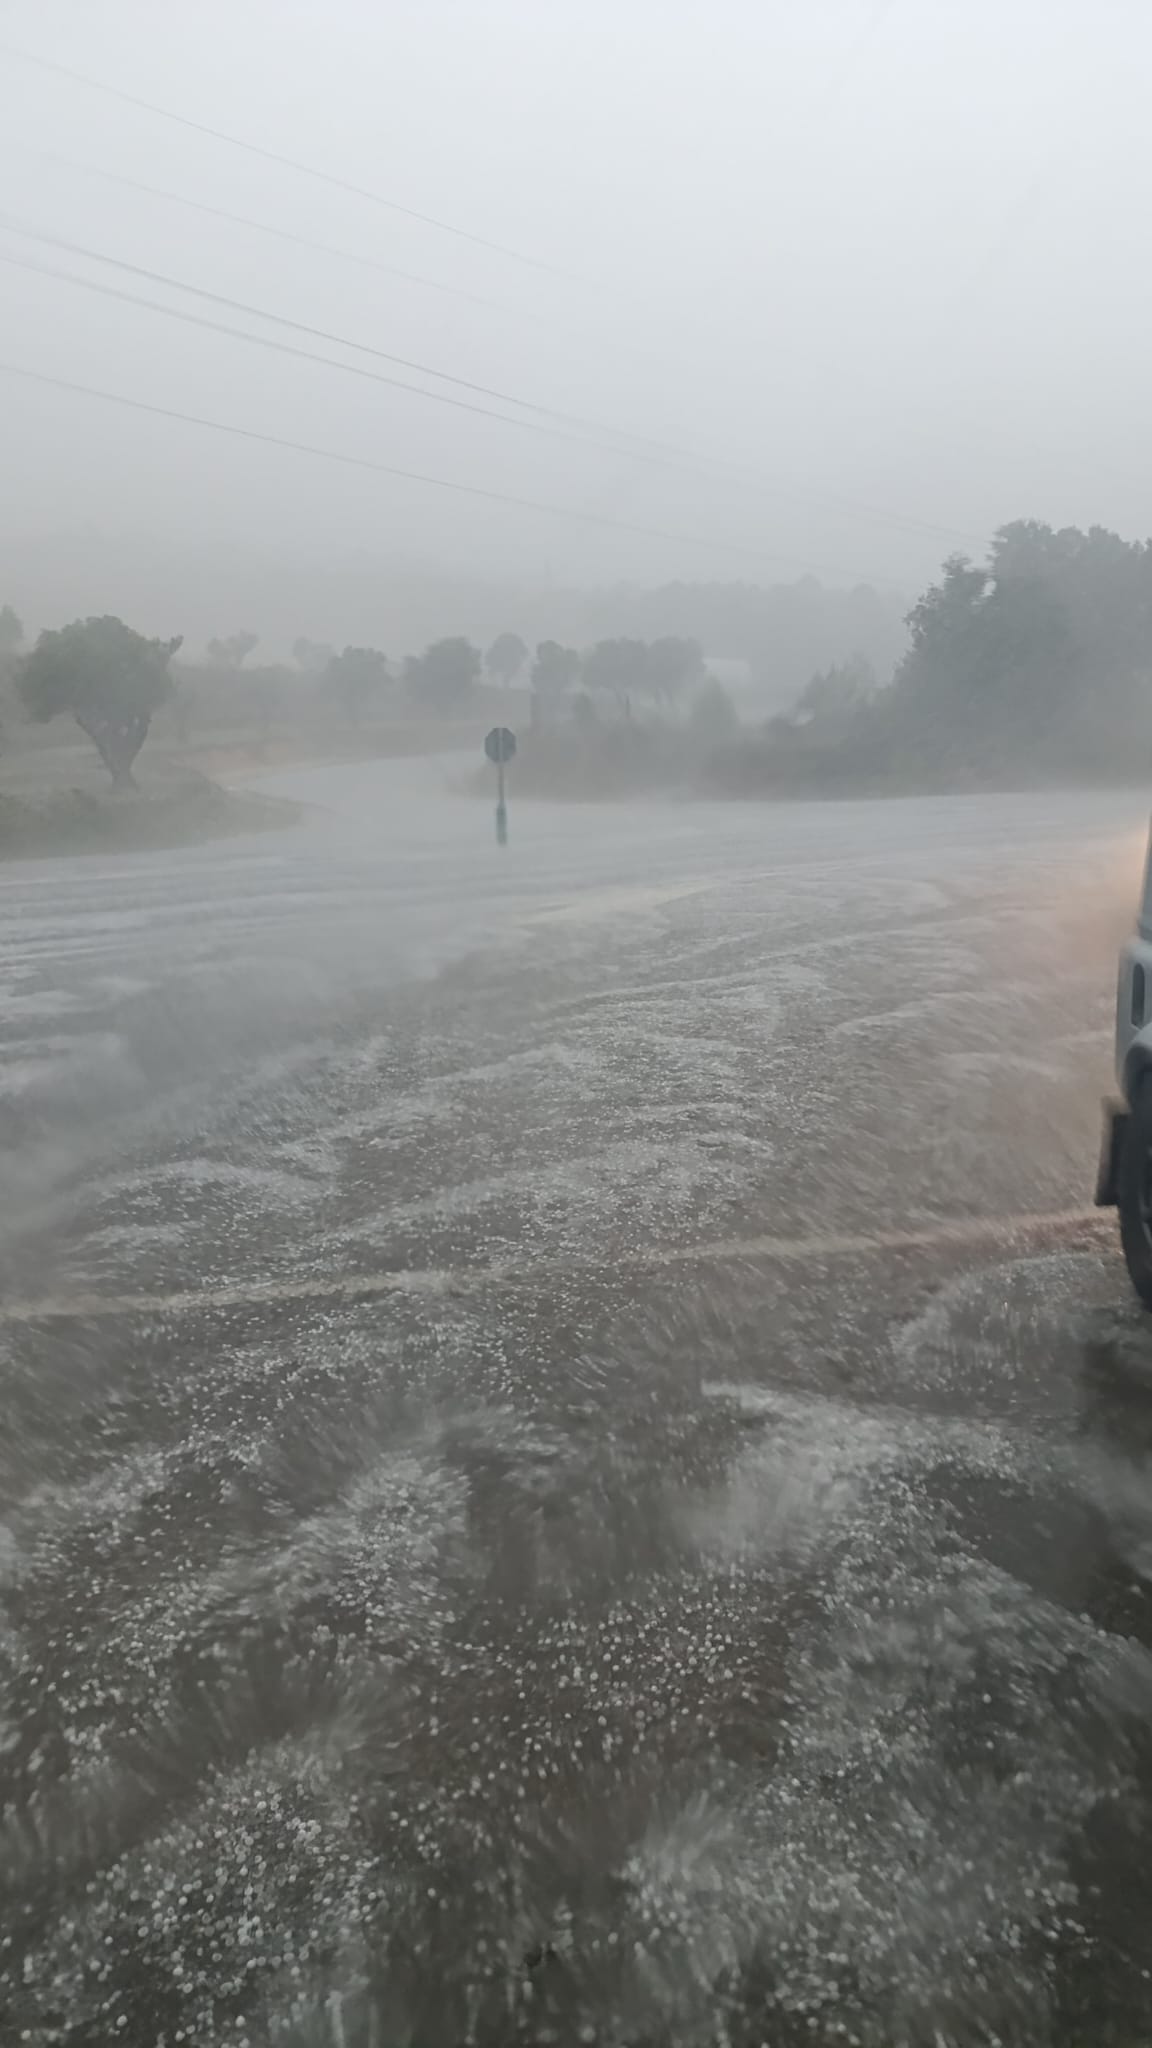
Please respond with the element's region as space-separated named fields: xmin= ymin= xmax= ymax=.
xmin=0 ymin=248 xmax=647 ymax=460
xmin=0 ymin=39 xmax=559 ymax=274
xmin=0 ymin=217 xmax=978 ymax=548
xmin=31 ymin=152 xmax=532 ymax=318
xmin=14 ymin=247 xmax=976 ymax=571
xmin=0 ymin=359 xmax=854 ymax=574
xmin=0 ymin=217 xmax=607 ymax=434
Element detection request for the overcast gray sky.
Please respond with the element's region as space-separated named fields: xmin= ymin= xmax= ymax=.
xmin=1 ymin=0 xmax=1149 ymax=616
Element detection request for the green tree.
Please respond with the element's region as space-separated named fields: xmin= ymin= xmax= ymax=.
xmin=986 ymin=519 xmax=1152 ymax=744
xmin=0 ymin=607 xmax=24 ymax=737
xmin=689 ymin=677 xmax=740 ymax=743
xmin=896 ymin=541 xmax=1076 ymax=768
xmin=324 ymin=645 xmax=390 ymax=726
xmin=0 ymin=605 xmax=23 ymax=662
xmin=530 ymin=640 xmax=580 ymax=697
xmin=19 ymin=615 xmax=182 ymax=787
xmin=892 ymin=519 xmax=1152 ymax=776
xmin=528 ymin=640 xmax=579 ymax=730
xmin=581 ymin=638 xmax=649 ymax=713
xmin=404 ymin=637 xmax=481 ymax=715
xmin=207 ymin=630 xmax=259 ymax=668
xmin=485 ymin=632 xmax=528 ymax=687
xmin=292 ymin=636 xmax=335 ymax=675
xmin=797 ymin=654 xmax=876 ymax=722
xmin=901 ymin=553 xmax=990 ymax=687
xmin=647 ymin=636 xmax=706 ymax=703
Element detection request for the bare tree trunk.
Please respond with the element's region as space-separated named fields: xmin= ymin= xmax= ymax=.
xmin=75 ymin=713 xmax=149 ymax=789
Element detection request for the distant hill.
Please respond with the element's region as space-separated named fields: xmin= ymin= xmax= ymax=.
xmin=0 ymin=531 xmax=908 ymax=707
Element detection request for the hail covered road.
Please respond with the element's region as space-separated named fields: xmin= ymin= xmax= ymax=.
xmin=2 ymin=758 xmax=1152 ymax=2047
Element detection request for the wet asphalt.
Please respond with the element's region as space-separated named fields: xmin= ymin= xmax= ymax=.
xmin=2 ymin=762 xmax=1152 ymax=2046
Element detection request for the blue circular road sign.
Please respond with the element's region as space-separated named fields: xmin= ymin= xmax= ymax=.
xmin=484 ymin=727 xmax=517 ymax=764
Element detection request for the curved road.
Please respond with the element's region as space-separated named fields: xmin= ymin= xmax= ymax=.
xmin=2 ymin=761 xmax=1152 ymax=2046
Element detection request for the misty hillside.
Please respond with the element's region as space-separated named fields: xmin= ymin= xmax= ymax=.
xmin=0 ymin=532 xmax=907 ymax=716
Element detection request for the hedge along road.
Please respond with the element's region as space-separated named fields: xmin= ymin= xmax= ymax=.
xmin=2 ymin=758 xmax=1152 ymax=2048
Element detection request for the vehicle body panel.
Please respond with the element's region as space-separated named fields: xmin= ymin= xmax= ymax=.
xmin=1098 ymin=822 xmax=1152 ymax=1208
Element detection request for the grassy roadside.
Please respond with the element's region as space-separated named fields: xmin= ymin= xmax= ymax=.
xmin=177 ymin=717 xmax=484 ymax=781
xmin=0 ymin=778 xmax=301 ymax=859
xmin=0 ymin=712 xmax=485 ymax=859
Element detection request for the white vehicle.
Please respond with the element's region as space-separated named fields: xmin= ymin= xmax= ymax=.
xmin=1097 ymin=834 xmax=1152 ymax=1303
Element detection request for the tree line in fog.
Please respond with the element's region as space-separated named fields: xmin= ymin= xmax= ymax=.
xmin=0 ymin=606 xmax=721 ymax=786
xmin=3 ymin=519 xmax=1152 ymax=790
xmin=740 ymin=521 xmax=1152 ymax=790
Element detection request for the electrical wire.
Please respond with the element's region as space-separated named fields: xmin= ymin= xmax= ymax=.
xmin=0 ymin=32 xmax=987 ymax=553
xmin=0 ymin=215 xmax=979 ymax=547
xmin=0 ymin=358 xmax=858 ymax=574
xmin=0 ymin=248 xmax=648 ymax=460
xmin=29 ymin=151 xmax=535 ymax=318
xmin=0 ymin=216 xmax=615 ymax=435
xmin=0 ymin=39 xmax=558 ymax=274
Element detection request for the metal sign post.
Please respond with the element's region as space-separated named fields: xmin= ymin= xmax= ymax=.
xmin=483 ymin=727 xmax=517 ymax=845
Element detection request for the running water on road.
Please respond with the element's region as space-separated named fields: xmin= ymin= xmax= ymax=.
xmin=2 ymin=764 xmax=1152 ymax=2046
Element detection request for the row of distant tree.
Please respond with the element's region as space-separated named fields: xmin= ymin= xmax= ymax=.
xmin=202 ymin=627 xmax=710 ymax=720
xmin=0 ymin=606 xmax=716 ymax=786
xmin=190 ymin=630 xmax=713 ymax=737
xmin=518 ymin=518 xmax=1152 ymax=795
xmin=6 ymin=520 xmax=1149 ymax=794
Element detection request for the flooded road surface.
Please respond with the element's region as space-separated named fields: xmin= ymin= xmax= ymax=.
xmin=3 ymin=764 xmax=1152 ymax=2046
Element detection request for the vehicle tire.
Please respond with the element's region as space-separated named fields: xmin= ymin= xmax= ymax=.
xmin=1118 ymin=1077 xmax=1152 ymax=1308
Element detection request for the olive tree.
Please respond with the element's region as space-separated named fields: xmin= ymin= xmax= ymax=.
xmin=404 ymin=637 xmax=481 ymax=715
xmin=323 ymin=644 xmax=390 ymax=726
xmin=206 ymin=630 xmax=259 ymax=668
xmin=0 ymin=605 xmax=23 ymax=662
xmin=530 ymin=639 xmax=580 ymax=697
xmin=19 ymin=614 xmax=183 ymax=788
xmin=485 ymin=632 xmax=529 ymax=687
